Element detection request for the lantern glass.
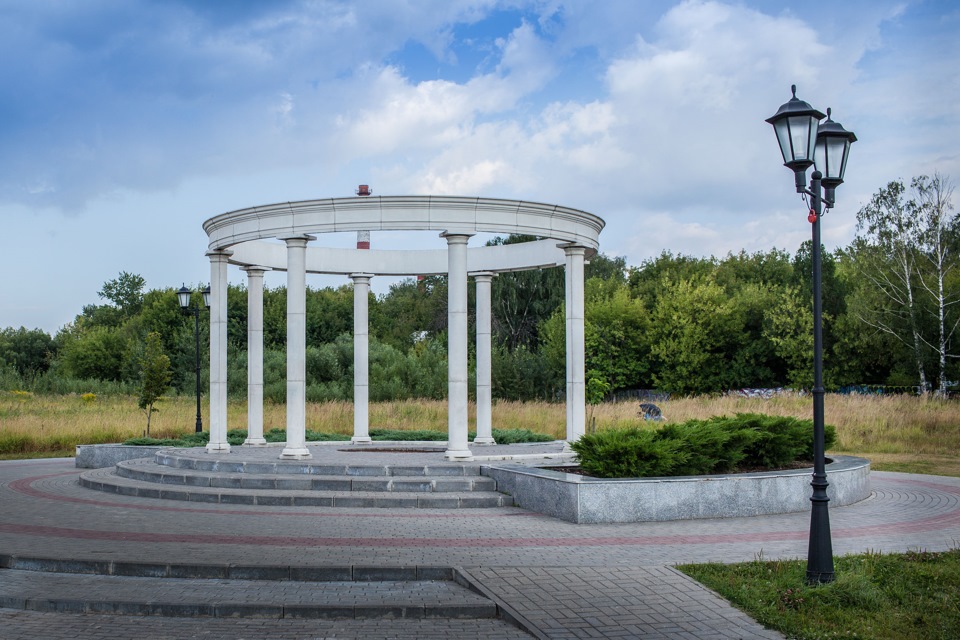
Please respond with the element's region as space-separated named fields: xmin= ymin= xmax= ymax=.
xmin=766 ymin=86 xmax=825 ymax=172
xmin=815 ymin=135 xmax=849 ymax=183
xmin=177 ymin=285 xmax=192 ymax=309
xmin=788 ymin=115 xmax=818 ymax=165
xmin=814 ymin=108 xmax=857 ymax=196
xmin=202 ymin=286 xmax=211 ymax=309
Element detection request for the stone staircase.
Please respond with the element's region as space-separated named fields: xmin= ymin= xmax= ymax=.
xmin=0 ymin=556 xmax=498 ymax=620
xmin=78 ymin=449 xmax=515 ymax=509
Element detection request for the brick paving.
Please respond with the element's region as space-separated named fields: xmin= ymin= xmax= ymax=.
xmin=0 ymin=610 xmax=531 ymax=639
xmin=1 ymin=452 xmax=959 ymax=639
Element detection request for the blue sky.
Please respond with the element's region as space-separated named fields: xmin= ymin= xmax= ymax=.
xmin=1 ymin=0 xmax=957 ymax=333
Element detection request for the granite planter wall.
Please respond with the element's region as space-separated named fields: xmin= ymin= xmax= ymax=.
xmin=75 ymin=444 xmax=163 ymax=469
xmin=482 ymin=455 xmax=871 ymax=524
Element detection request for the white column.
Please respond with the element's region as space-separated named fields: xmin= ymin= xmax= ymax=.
xmin=443 ymin=232 xmax=473 ymax=460
xmin=564 ymin=249 xmax=574 ymax=437
xmin=242 ymin=266 xmax=267 ymax=446
xmin=351 ymin=273 xmax=373 ymax=443
xmin=473 ymin=272 xmax=496 ymax=445
xmin=206 ymin=250 xmax=231 ymax=453
xmin=565 ymin=245 xmax=587 ymax=443
xmin=280 ymin=235 xmax=314 ymax=460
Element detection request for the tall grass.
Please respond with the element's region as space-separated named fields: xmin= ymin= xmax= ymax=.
xmin=2 ymin=391 xmax=960 ymax=462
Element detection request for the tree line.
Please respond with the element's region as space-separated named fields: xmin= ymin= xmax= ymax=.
xmin=2 ymin=174 xmax=957 ymax=400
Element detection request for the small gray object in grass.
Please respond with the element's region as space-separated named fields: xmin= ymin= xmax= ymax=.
xmin=638 ymin=403 xmax=663 ymax=421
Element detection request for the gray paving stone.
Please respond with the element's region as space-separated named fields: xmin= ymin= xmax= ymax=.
xmin=4 ymin=454 xmax=960 ymax=639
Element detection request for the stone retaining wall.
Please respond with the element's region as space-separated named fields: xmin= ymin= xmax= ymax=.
xmin=75 ymin=444 xmax=163 ymax=469
xmin=482 ymin=456 xmax=871 ymax=524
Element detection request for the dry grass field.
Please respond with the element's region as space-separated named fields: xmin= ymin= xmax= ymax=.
xmin=2 ymin=391 xmax=958 ymax=476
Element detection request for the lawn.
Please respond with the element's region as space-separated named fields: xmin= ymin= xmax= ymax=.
xmin=679 ymin=549 xmax=960 ymax=640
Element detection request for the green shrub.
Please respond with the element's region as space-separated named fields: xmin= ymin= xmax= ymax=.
xmin=305 ymin=430 xmax=350 ymax=442
xmin=369 ymin=428 xmax=447 ymax=441
xmin=123 ymin=437 xmax=189 ymax=447
xmin=574 ymin=427 xmax=689 ymax=478
xmin=488 ymin=428 xmax=555 ymax=444
xmin=572 ymin=413 xmax=834 ymax=478
xmin=656 ymin=420 xmax=746 ymax=475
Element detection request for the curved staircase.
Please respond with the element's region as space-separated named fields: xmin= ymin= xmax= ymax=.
xmin=79 ymin=448 xmax=515 ymax=509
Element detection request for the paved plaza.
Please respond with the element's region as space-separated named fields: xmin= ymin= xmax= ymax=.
xmin=1 ymin=452 xmax=959 ymax=639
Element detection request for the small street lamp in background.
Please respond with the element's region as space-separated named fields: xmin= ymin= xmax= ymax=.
xmin=766 ymin=85 xmax=857 ymax=585
xmin=177 ymin=285 xmax=211 ymax=433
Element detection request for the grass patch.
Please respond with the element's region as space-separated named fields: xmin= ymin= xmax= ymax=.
xmin=841 ymin=452 xmax=960 ymax=478
xmin=679 ymin=549 xmax=960 ymax=640
xmin=123 ymin=427 xmax=552 ymax=447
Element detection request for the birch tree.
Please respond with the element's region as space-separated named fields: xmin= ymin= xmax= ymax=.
xmin=854 ymin=180 xmax=929 ymax=392
xmin=912 ymin=173 xmax=958 ymax=396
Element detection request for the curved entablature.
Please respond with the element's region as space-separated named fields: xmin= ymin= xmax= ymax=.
xmin=202 ymin=193 xmax=601 ymax=458
xmin=203 ymin=195 xmax=604 ymax=253
xmin=226 ymin=238 xmax=588 ymax=275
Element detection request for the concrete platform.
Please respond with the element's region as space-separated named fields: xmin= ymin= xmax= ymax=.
xmin=3 ymin=452 xmax=959 ymax=639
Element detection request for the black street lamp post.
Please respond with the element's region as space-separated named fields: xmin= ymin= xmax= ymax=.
xmin=177 ymin=285 xmax=211 ymax=433
xmin=766 ymin=85 xmax=856 ymax=585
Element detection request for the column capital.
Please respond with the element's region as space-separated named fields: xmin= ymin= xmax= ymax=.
xmin=470 ymin=271 xmax=496 ymax=282
xmin=560 ymin=243 xmax=588 ymax=257
xmin=206 ymin=249 xmax=233 ymax=260
xmin=349 ymin=273 xmax=375 ymax=283
xmin=440 ymin=232 xmax=474 ymax=244
xmin=240 ymin=265 xmax=269 ymax=276
xmin=279 ymin=234 xmax=317 ymax=247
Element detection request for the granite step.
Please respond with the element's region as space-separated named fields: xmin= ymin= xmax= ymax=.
xmin=115 ymin=458 xmax=498 ymax=492
xmin=78 ymin=466 xmax=515 ymax=508
xmin=0 ymin=567 xmax=497 ymax=619
xmin=154 ymin=450 xmax=482 ymax=477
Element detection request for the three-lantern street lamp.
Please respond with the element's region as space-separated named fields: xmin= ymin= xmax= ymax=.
xmin=177 ymin=285 xmax=211 ymax=433
xmin=766 ymin=85 xmax=856 ymax=585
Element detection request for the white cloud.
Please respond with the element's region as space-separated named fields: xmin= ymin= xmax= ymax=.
xmin=417 ymin=159 xmax=509 ymax=193
xmin=1 ymin=0 xmax=956 ymax=333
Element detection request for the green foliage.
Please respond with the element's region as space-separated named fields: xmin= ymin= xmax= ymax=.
xmin=98 ymin=271 xmax=146 ymax=316
xmin=371 ymin=277 xmax=447 ymax=351
xmin=137 ymin=332 xmax=172 ymax=436
xmin=492 ymin=344 xmax=560 ymax=400
xmin=584 ymin=280 xmax=651 ymax=390
xmin=586 ymin=377 xmax=611 ymax=405
xmin=573 ymin=428 xmax=687 ymax=478
xmin=680 ymin=549 xmax=960 ymax=640
xmin=572 ymin=414 xmax=835 ymax=478
xmin=7 ymin=191 xmax=957 ymax=399
xmin=487 ymin=235 xmax=566 ymax=351
xmin=369 ymin=428 xmax=447 ymax=441
xmin=123 ymin=436 xmax=191 ymax=447
xmin=763 ymin=285 xmax=815 ymax=388
xmin=0 ymin=327 xmax=57 ymax=378
xmin=488 ymin=428 xmax=554 ymax=444
xmin=655 ymin=420 xmax=747 ymax=475
xmin=648 ymin=275 xmax=738 ymax=393
xmin=57 ymin=325 xmax=130 ymax=382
